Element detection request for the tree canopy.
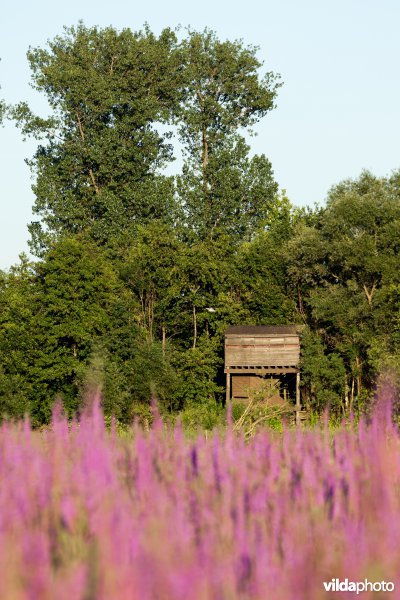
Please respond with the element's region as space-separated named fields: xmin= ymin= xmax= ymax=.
xmin=12 ymin=24 xmax=183 ymax=253
xmin=3 ymin=24 xmax=400 ymax=425
xmin=288 ymin=171 xmax=400 ymax=410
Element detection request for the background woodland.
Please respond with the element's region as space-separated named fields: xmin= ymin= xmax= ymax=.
xmin=1 ymin=24 xmax=400 ymax=426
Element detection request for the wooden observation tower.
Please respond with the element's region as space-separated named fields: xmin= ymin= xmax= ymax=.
xmin=224 ymin=325 xmax=302 ymax=424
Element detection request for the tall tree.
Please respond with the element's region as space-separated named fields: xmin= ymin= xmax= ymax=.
xmin=0 ymin=257 xmax=36 ymax=420
xmin=177 ymin=29 xmax=280 ymax=241
xmin=287 ymin=171 xmax=400 ymax=409
xmin=12 ymin=24 xmax=183 ymax=254
xmin=27 ymin=236 xmax=132 ymax=421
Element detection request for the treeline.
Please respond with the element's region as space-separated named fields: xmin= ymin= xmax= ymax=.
xmin=1 ymin=24 xmax=400 ymax=425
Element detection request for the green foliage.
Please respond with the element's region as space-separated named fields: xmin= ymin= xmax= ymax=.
xmin=121 ymin=222 xmax=187 ymax=342
xmin=178 ymin=136 xmax=279 ymax=242
xmin=288 ymin=171 xmax=400 ymax=411
xmin=31 ymin=236 xmax=129 ymax=421
xmin=0 ymin=369 xmax=31 ymax=420
xmin=171 ymin=339 xmax=223 ymax=407
xmin=178 ymin=29 xmax=280 ymax=140
xmin=300 ymin=330 xmax=346 ymax=412
xmin=7 ymin=23 xmax=400 ymax=426
xmin=179 ymin=398 xmax=225 ymax=433
xmin=0 ymin=257 xmax=36 ymax=421
xmin=177 ymin=29 xmax=280 ymax=242
xmin=12 ymin=23 xmax=182 ymax=254
xmin=235 ymin=194 xmax=297 ymax=324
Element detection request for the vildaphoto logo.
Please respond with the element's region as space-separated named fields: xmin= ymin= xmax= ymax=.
xmin=323 ymin=579 xmax=395 ymax=594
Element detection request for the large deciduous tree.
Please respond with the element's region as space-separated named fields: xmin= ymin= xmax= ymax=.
xmin=177 ymin=29 xmax=280 ymax=242
xmin=12 ymin=24 xmax=183 ymax=254
xmin=288 ymin=171 xmax=400 ymax=410
xmin=24 ymin=236 xmax=130 ymax=422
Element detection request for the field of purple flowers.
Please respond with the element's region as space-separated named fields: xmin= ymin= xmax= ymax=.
xmin=0 ymin=391 xmax=399 ymax=600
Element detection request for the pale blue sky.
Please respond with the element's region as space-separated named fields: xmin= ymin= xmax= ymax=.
xmin=1 ymin=0 xmax=399 ymax=269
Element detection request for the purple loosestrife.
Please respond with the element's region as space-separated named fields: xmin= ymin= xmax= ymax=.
xmin=0 ymin=389 xmax=399 ymax=598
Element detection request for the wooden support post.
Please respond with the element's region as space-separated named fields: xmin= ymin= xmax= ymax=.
xmin=226 ymin=372 xmax=231 ymax=405
xmin=296 ymin=370 xmax=301 ymax=426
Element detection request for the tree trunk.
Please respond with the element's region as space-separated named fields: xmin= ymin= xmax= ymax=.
xmin=76 ymin=111 xmax=100 ymax=194
xmin=355 ymin=356 xmax=362 ymax=399
xmin=192 ymin=304 xmax=197 ymax=349
xmin=350 ymin=376 xmax=355 ymax=412
xmin=362 ymin=282 xmax=377 ymax=305
xmin=147 ymin=295 xmax=154 ymax=343
xmin=162 ymin=326 xmax=166 ymax=355
xmin=344 ymin=375 xmax=349 ymax=412
xmin=297 ymin=286 xmax=306 ymax=321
